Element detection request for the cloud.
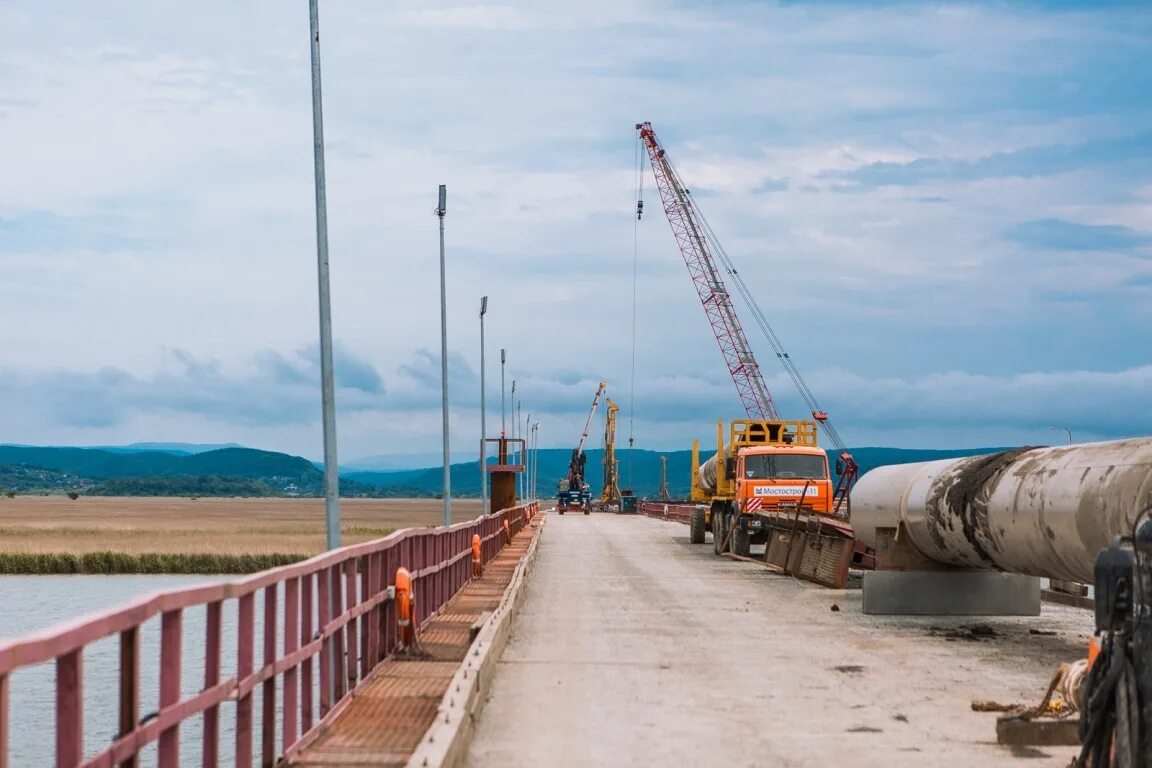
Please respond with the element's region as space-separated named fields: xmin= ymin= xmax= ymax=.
xmin=824 ymin=132 xmax=1152 ymax=189
xmin=1003 ymin=218 xmax=1152 ymax=253
xmin=0 ymin=346 xmax=388 ymax=432
xmin=0 ymin=211 xmax=144 ymax=253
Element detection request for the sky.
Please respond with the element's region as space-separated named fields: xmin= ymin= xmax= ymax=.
xmin=1 ymin=0 xmax=1150 ymax=462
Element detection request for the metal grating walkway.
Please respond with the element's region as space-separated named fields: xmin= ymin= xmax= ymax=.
xmin=287 ymin=526 xmax=534 ymax=767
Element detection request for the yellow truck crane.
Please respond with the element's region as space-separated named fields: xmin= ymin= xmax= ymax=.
xmin=690 ymin=419 xmax=832 ymax=556
xmin=685 ymin=418 xmax=860 ymax=588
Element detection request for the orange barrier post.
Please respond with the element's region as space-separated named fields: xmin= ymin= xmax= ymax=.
xmin=472 ymin=533 xmax=483 ymax=578
xmin=396 ymin=567 xmax=414 ymax=650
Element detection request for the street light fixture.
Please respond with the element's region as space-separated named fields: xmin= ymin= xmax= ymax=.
xmin=479 ymin=297 xmax=488 ymax=514
xmin=1049 ymin=426 xmax=1072 ymax=445
xmin=501 ymin=349 xmax=507 ymax=436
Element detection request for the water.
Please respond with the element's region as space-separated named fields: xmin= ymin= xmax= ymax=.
xmin=1 ymin=575 xmax=319 ymax=767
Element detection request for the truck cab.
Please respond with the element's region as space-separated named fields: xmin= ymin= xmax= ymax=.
xmin=735 ymin=445 xmax=833 ymax=517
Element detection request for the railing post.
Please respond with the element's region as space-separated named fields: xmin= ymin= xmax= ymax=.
xmin=283 ymin=578 xmax=299 ymax=752
xmin=158 ymin=609 xmax=182 ymax=768
xmin=262 ymin=584 xmax=278 ymax=768
xmin=203 ymin=601 xmax=222 ymax=768
xmin=330 ymin=564 xmax=346 ymax=701
xmin=118 ymin=627 xmax=140 ymax=768
xmin=318 ymin=569 xmax=332 ymax=717
xmin=382 ymin=549 xmax=395 ymax=657
xmin=1 ymin=672 xmax=9 ymax=768
xmin=301 ymin=574 xmax=315 ymax=732
xmin=56 ymin=649 xmax=83 ymax=768
xmin=360 ymin=556 xmax=372 ymax=681
xmin=236 ymin=593 xmax=255 ymax=768
xmin=344 ymin=560 xmax=358 ymax=694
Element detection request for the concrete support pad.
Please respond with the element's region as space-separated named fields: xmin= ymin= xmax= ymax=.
xmin=863 ymin=570 xmax=1041 ymax=616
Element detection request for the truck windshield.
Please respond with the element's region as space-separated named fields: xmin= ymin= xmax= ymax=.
xmin=743 ymin=454 xmax=826 ymax=480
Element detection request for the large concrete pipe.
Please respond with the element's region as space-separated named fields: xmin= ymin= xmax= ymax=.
xmin=853 ymin=438 xmax=1152 ymax=584
xmin=698 ymin=450 xmax=723 ymax=495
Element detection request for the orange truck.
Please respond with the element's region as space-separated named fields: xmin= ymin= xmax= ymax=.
xmin=689 ymin=420 xmax=835 ymax=557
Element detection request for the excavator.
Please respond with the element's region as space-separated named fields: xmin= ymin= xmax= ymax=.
xmin=557 ymin=382 xmax=605 ymax=515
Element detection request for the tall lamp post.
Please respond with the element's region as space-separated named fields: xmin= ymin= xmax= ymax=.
xmin=500 ymin=349 xmax=507 ymax=436
xmin=436 ymin=185 xmax=451 ymax=528
xmin=479 ymin=296 xmax=488 ymax=514
xmin=1049 ymin=426 xmax=1072 ymax=445
xmin=532 ymin=421 xmax=540 ymax=499
xmin=308 ymin=0 xmax=340 ymax=551
xmin=517 ymin=399 xmax=523 ymax=499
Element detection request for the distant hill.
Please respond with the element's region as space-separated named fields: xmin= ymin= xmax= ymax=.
xmin=0 ymin=444 xmax=332 ymax=497
xmin=345 ymin=445 xmax=1012 ymax=500
xmin=0 ymin=442 xmax=1013 ymax=500
xmin=103 ymin=442 xmax=245 ymax=455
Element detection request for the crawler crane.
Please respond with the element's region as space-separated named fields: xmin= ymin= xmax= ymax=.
xmin=558 ymin=382 xmax=605 ymax=514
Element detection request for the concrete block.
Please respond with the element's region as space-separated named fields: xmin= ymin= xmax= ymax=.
xmin=862 ymin=570 xmax=1041 ymax=616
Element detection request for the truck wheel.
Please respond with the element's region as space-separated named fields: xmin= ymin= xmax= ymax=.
xmin=732 ymin=522 xmax=751 ymax=558
xmin=584 ymin=508 xmax=590 ymax=515
xmin=712 ymin=509 xmax=728 ymax=556
xmin=689 ymin=508 xmax=706 ymax=544
xmin=559 ymin=509 xmax=565 ymax=515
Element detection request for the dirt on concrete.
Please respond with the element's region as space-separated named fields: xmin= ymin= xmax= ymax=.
xmin=466 ymin=513 xmax=1091 ymax=767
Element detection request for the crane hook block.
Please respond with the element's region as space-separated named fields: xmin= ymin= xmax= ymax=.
xmin=636 ymin=200 xmax=644 ymax=219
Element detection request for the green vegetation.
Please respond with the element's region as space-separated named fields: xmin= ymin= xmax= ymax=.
xmin=87 ymin=475 xmax=279 ymax=497
xmin=0 ymin=551 xmax=309 ymax=575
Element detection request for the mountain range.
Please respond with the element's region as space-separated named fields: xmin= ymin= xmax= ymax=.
xmin=0 ymin=442 xmax=1009 ymax=499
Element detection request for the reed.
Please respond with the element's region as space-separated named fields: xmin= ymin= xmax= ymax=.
xmin=0 ymin=551 xmax=309 ymax=575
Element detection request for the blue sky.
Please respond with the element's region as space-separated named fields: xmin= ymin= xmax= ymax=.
xmin=0 ymin=0 xmax=1150 ymax=460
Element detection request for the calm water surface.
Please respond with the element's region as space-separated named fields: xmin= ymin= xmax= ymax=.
xmin=1 ymin=575 xmax=312 ymax=767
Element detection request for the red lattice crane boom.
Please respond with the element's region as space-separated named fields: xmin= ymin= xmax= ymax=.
xmin=636 ymin=122 xmax=779 ymax=422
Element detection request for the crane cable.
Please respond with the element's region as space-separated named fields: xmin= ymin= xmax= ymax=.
xmin=628 ymin=138 xmax=644 ymax=490
xmin=673 ymin=178 xmax=848 ymax=454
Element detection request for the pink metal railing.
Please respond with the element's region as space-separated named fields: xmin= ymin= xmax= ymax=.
xmin=638 ymin=501 xmax=697 ymax=525
xmin=0 ymin=502 xmax=539 ymax=768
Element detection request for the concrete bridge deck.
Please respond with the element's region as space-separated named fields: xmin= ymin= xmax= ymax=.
xmin=465 ymin=512 xmax=1092 ymax=767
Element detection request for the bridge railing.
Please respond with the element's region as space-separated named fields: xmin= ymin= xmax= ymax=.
xmin=638 ymin=501 xmax=699 ymax=524
xmin=0 ymin=501 xmax=539 ymax=768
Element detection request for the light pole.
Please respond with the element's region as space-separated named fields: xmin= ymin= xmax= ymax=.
xmin=479 ymin=297 xmax=488 ymax=514
xmin=1049 ymin=426 xmax=1072 ymax=445
xmin=517 ymin=399 xmax=523 ymax=499
xmin=437 ymin=185 xmax=451 ymax=528
xmin=532 ymin=422 xmax=540 ymax=499
xmin=308 ymin=0 xmax=340 ymax=551
xmin=500 ymin=349 xmax=507 ymax=436
xmin=524 ymin=411 xmax=531 ymax=500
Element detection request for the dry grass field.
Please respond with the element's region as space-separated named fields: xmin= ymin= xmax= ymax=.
xmin=0 ymin=496 xmax=485 ymax=556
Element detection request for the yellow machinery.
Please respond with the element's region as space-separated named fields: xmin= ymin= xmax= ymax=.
xmin=599 ymin=398 xmax=622 ymax=509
